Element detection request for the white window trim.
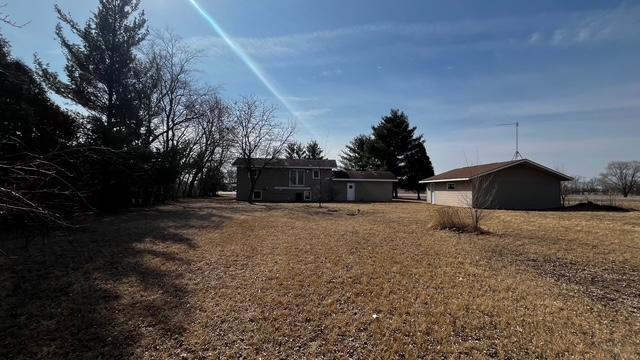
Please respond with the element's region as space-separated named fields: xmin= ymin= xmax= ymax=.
xmin=289 ymin=169 xmax=305 ymax=186
xmin=252 ymin=190 xmax=263 ymax=200
xmin=447 ymin=183 xmax=456 ymax=190
xmin=304 ymin=191 xmax=311 ymax=201
xmin=312 ymin=169 xmax=320 ymax=179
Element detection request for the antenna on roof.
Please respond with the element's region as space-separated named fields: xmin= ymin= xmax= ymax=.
xmin=495 ymin=122 xmax=523 ymax=160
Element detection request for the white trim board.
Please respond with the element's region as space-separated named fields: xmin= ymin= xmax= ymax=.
xmin=420 ymin=178 xmax=469 ymax=184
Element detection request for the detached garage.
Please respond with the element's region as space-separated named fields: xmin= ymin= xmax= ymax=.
xmin=420 ymin=159 xmax=572 ymax=210
xmin=331 ymin=170 xmax=398 ymax=202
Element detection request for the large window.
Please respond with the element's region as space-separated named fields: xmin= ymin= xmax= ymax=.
xmin=289 ymin=169 xmax=305 ymax=186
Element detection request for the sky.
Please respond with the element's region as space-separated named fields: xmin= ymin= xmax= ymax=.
xmin=2 ymin=0 xmax=640 ymax=177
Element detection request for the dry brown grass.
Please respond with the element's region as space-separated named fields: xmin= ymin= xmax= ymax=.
xmin=1 ymin=197 xmax=639 ymax=358
xmin=431 ymin=206 xmax=470 ymax=232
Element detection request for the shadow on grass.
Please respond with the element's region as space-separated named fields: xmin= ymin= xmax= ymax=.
xmin=0 ymin=198 xmax=248 ymax=358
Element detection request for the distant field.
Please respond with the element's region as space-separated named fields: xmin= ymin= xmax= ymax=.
xmin=1 ymin=197 xmax=639 ymax=358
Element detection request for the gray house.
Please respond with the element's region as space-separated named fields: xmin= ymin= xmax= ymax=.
xmin=233 ymin=158 xmax=397 ymax=202
xmin=420 ymin=159 xmax=572 ymax=210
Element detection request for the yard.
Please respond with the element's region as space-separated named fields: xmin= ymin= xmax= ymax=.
xmin=1 ymin=197 xmax=639 ymax=358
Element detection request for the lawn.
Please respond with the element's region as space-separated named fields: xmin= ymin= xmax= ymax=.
xmin=1 ymin=197 xmax=639 ymax=358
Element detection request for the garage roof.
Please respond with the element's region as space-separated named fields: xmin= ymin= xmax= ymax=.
xmin=419 ymin=159 xmax=572 ymax=183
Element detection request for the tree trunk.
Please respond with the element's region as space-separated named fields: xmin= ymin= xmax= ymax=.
xmin=417 ymin=190 xmax=421 ymax=200
xmin=247 ymin=180 xmax=256 ymax=204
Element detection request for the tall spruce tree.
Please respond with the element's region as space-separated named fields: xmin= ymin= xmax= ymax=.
xmin=37 ymin=0 xmax=148 ymax=149
xmin=305 ymin=140 xmax=324 ymax=159
xmin=35 ymin=0 xmax=150 ymax=210
xmin=370 ymin=109 xmax=421 ymax=197
xmin=1 ymin=35 xmax=76 ymax=155
xmin=403 ymin=141 xmax=434 ymax=199
xmin=340 ymin=134 xmax=380 ymax=171
xmin=285 ymin=141 xmax=306 ymax=159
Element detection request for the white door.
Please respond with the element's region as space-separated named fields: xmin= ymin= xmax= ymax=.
xmin=347 ymin=183 xmax=355 ymax=201
xmin=431 ymin=191 xmax=436 ymax=204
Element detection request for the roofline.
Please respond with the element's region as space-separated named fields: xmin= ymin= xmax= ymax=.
xmin=419 ymin=159 xmax=573 ymax=183
xmin=235 ymin=165 xmax=336 ymax=169
xmin=419 ymin=177 xmax=469 ymax=183
xmin=332 ymin=178 xmax=399 ymax=182
xmin=470 ymin=159 xmax=573 ymax=181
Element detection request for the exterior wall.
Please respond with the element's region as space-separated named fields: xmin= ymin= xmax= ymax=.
xmin=236 ymin=166 xmax=333 ymax=202
xmin=428 ymin=181 xmax=472 ymax=207
xmin=331 ymin=181 xmax=394 ymax=202
xmin=477 ymin=164 xmax=562 ymax=209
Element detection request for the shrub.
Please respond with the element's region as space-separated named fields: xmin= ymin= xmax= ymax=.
xmin=431 ymin=207 xmax=470 ymax=232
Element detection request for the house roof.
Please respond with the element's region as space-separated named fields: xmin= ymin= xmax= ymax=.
xmin=332 ymin=170 xmax=398 ymax=182
xmin=419 ymin=159 xmax=572 ymax=183
xmin=232 ymin=158 xmax=337 ymax=169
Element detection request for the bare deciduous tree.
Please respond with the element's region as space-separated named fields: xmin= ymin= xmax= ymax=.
xmin=183 ymin=93 xmax=234 ymax=197
xmin=0 ymin=3 xmax=30 ymax=28
xmin=458 ymin=175 xmax=496 ymax=232
xmin=600 ymin=161 xmax=640 ymax=198
xmin=230 ymin=96 xmax=294 ymax=203
xmin=141 ymin=30 xmax=204 ymax=151
xmin=0 ymin=142 xmax=96 ymax=231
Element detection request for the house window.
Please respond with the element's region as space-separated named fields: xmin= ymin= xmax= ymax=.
xmin=447 ymin=183 xmax=456 ymax=190
xmin=304 ymin=191 xmax=311 ymax=201
xmin=289 ymin=169 xmax=305 ymax=186
xmin=252 ymin=190 xmax=262 ymax=200
xmin=312 ymin=169 xmax=320 ymax=179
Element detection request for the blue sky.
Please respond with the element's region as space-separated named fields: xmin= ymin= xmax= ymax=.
xmin=3 ymin=0 xmax=640 ymax=177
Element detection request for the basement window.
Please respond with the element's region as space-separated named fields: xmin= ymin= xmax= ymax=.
xmin=252 ymin=190 xmax=262 ymax=201
xmin=447 ymin=183 xmax=456 ymax=190
xmin=304 ymin=191 xmax=311 ymax=201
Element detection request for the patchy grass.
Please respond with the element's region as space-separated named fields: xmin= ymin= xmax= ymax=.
xmin=1 ymin=197 xmax=639 ymax=358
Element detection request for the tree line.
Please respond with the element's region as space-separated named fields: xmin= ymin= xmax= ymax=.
xmin=0 ymin=0 xmax=295 ymax=228
xmin=563 ymin=161 xmax=640 ymax=199
xmin=1 ymin=0 xmax=437 ymax=228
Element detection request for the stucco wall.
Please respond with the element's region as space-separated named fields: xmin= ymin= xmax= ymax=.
xmin=478 ymin=164 xmax=562 ymax=209
xmin=428 ymin=181 xmax=472 ymax=207
xmin=236 ymin=167 xmax=333 ymax=202
xmin=331 ymin=181 xmax=394 ymax=202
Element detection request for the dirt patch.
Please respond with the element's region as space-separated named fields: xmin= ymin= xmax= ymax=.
xmin=561 ymin=201 xmax=632 ymax=212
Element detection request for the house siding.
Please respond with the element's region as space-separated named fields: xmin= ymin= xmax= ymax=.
xmin=478 ymin=164 xmax=561 ymax=209
xmin=236 ymin=166 xmax=333 ymax=202
xmin=428 ymin=181 xmax=472 ymax=207
xmin=331 ymin=181 xmax=394 ymax=202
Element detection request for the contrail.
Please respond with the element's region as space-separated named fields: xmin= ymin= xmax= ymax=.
xmin=187 ymin=0 xmax=308 ymax=129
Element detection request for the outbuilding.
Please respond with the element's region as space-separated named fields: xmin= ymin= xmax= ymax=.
xmin=331 ymin=170 xmax=398 ymax=202
xmin=420 ymin=159 xmax=572 ymax=210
